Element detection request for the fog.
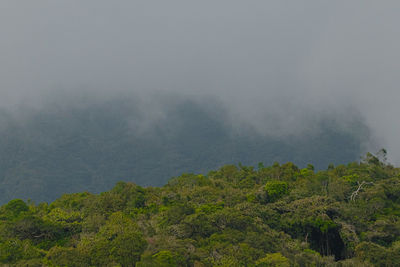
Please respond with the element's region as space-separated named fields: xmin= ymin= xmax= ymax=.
xmin=1 ymin=1 xmax=399 ymax=162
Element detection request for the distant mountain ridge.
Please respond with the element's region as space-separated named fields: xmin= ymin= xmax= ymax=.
xmin=0 ymin=93 xmax=369 ymax=203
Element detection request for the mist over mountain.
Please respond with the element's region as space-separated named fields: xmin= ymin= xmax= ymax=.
xmin=0 ymin=92 xmax=368 ymax=204
xmin=0 ymin=1 xmax=399 ymax=203
xmin=1 ymin=2 xmax=400 ymax=266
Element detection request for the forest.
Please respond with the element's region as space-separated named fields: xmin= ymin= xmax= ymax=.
xmin=0 ymin=94 xmax=367 ymax=204
xmin=0 ymin=151 xmax=399 ymax=266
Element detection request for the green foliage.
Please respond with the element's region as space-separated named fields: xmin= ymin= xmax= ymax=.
xmin=46 ymin=246 xmax=85 ymax=267
xmin=3 ymin=199 xmax=29 ymax=218
xmin=0 ymin=239 xmax=44 ymax=264
xmin=137 ymin=250 xmax=185 ymax=267
xmin=263 ymin=181 xmax=289 ymax=202
xmin=0 ymin=155 xmax=399 ymax=266
xmin=256 ymin=253 xmax=290 ymax=267
xmin=86 ymin=212 xmax=147 ymax=266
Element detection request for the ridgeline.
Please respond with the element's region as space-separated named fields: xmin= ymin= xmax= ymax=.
xmin=0 ymin=151 xmax=399 ymax=266
xmin=0 ymin=94 xmax=367 ymax=204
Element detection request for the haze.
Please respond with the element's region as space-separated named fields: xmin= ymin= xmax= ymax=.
xmin=1 ymin=1 xmax=399 ymax=162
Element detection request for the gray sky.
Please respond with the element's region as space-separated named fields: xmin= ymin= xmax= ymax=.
xmin=1 ymin=1 xmax=400 ymax=162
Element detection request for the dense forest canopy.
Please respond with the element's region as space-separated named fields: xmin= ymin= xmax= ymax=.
xmin=0 ymin=151 xmax=399 ymax=266
xmin=1 ymin=2 xmax=400 ymax=266
xmin=0 ymin=94 xmax=369 ymax=204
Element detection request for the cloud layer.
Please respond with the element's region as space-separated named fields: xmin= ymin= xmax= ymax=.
xmin=1 ymin=1 xmax=399 ymax=161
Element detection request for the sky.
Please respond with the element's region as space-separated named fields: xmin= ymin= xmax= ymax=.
xmin=0 ymin=1 xmax=399 ymax=162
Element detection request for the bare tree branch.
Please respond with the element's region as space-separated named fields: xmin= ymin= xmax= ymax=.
xmin=350 ymin=181 xmax=373 ymax=201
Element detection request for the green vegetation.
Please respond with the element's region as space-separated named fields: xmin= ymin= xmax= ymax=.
xmin=1 ymin=151 xmax=399 ymax=266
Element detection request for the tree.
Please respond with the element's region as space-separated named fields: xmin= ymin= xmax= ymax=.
xmin=263 ymin=181 xmax=289 ymax=202
xmin=256 ymin=253 xmax=290 ymax=267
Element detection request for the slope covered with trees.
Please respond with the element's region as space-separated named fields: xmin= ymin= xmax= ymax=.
xmin=0 ymin=93 xmax=368 ymax=204
xmin=0 ymin=151 xmax=399 ymax=266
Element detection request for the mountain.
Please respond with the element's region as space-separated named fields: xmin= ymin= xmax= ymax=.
xmin=0 ymin=93 xmax=369 ymax=203
xmin=0 ymin=153 xmax=399 ymax=266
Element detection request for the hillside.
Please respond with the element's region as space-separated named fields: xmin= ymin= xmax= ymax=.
xmin=0 ymin=94 xmax=369 ymax=204
xmin=0 ymin=152 xmax=399 ymax=266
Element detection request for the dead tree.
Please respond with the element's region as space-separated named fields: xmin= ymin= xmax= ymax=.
xmin=350 ymin=181 xmax=373 ymax=201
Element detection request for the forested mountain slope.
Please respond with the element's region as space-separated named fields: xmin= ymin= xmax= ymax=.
xmin=0 ymin=152 xmax=399 ymax=266
xmin=0 ymin=94 xmax=368 ymax=204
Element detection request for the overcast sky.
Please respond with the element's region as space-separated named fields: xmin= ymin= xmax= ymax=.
xmin=1 ymin=1 xmax=399 ymax=162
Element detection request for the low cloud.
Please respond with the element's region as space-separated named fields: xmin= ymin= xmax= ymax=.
xmin=0 ymin=1 xmax=399 ymax=162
